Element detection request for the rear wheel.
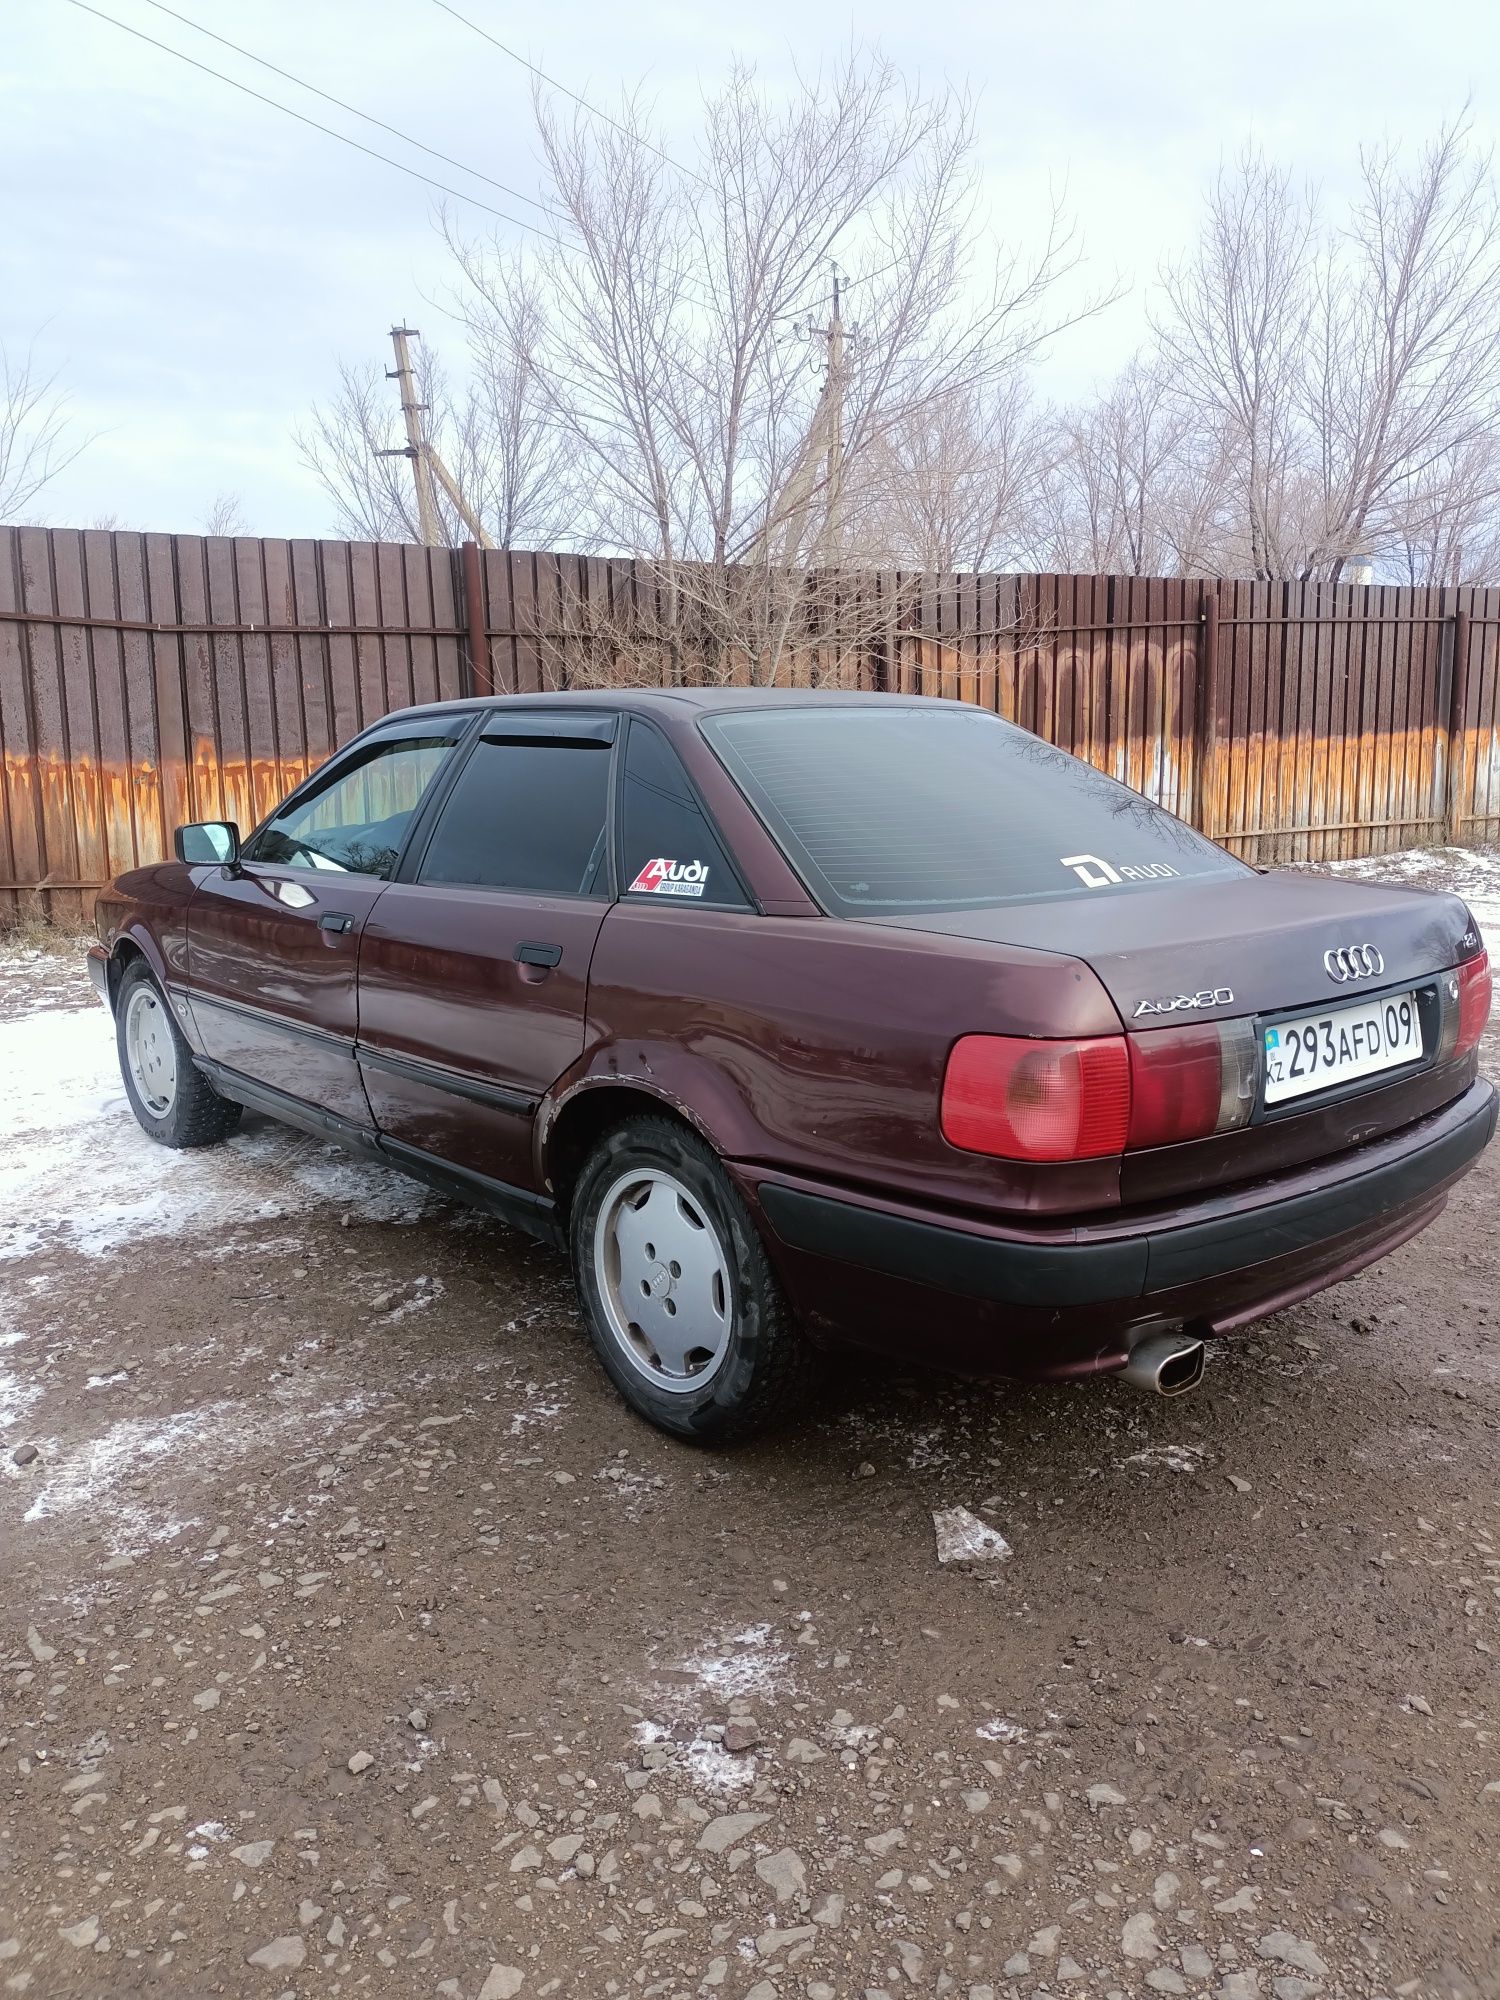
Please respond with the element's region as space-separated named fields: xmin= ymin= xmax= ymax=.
xmin=116 ymin=959 xmax=241 ymax=1149
xmin=569 ymin=1115 xmax=811 ymax=1443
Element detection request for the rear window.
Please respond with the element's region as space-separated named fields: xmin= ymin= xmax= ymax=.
xmin=703 ymin=705 xmax=1246 ymax=916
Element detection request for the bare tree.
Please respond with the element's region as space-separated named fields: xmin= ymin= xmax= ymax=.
xmin=296 ymin=327 xmax=576 ymax=548
xmin=1387 ymin=434 xmax=1500 ymax=584
xmin=202 ymin=491 xmax=249 ymax=537
xmin=1153 ymin=146 xmax=1316 ymax=578
xmin=1031 ymin=359 xmax=1235 ymax=574
xmin=440 ymin=49 xmax=1112 ymax=679
xmin=1152 ymin=121 xmax=1500 ymax=581
xmin=862 ymin=376 xmax=1042 ymax=572
xmin=0 ymin=341 xmax=90 ymax=525
xmin=1308 ymin=121 xmax=1500 ymax=578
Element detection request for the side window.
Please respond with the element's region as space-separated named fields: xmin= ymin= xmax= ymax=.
xmin=419 ymin=736 xmax=611 ymax=895
xmin=619 ymin=722 xmax=750 ymax=909
xmin=246 ymin=730 xmax=462 ymax=879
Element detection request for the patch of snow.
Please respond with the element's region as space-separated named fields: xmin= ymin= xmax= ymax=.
xmin=18 ymin=1386 xmax=383 ymax=1549
xmin=0 ymin=1363 xmax=42 ymax=1436
xmin=679 ymin=1735 xmax=756 ymax=1793
xmin=976 ymin=1717 xmax=1029 ymax=1744
xmin=680 ymin=1624 xmax=794 ymax=1705
xmin=933 ymin=1506 xmax=1014 ymax=1566
xmin=505 ymin=1384 xmax=568 ymax=1436
xmin=381 ymin=1275 xmax=446 ymax=1324
xmin=1120 ymin=1443 xmax=1208 ymax=1474
xmin=0 ymin=1004 xmax=436 ymax=1266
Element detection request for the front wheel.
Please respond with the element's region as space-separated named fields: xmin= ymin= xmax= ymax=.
xmin=116 ymin=959 xmax=242 ymax=1149
xmin=569 ymin=1115 xmax=812 ymax=1443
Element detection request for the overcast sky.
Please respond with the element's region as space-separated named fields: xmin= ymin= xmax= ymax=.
xmin=6 ymin=0 xmax=1500 ymax=539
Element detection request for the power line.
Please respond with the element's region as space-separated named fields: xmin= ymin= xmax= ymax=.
xmin=65 ymin=0 xmax=566 ymax=240
xmin=135 ymin=0 xmax=568 ymax=223
xmin=430 ymin=0 xmax=710 ymax=191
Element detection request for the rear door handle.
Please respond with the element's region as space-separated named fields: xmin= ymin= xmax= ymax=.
xmin=319 ymin=911 xmax=355 ymax=934
xmin=515 ymin=940 xmax=562 ymax=968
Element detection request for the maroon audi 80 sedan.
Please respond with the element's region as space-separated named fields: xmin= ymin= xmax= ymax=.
xmin=89 ymin=690 xmax=1494 ymax=1440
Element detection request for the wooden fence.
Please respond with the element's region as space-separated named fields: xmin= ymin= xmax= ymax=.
xmin=3 ymin=526 xmax=1498 ymax=925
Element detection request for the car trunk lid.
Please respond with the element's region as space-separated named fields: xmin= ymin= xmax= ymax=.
xmin=867 ymin=869 xmax=1478 ymax=1028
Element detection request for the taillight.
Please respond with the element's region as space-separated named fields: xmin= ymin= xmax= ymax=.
xmin=942 ymin=1019 xmax=1259 ymax=1162
xmin=1127 ymin=1018 xmax=1258 ymax=1149
xmin=942 ymin=1033 xmax=1130 ymax=1161
xmin=1456 ymin=950 xmax=1492 ymax=1057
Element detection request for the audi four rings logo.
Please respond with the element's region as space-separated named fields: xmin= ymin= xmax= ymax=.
xmin=1324 ymin=943 xmax=1385 ymax=982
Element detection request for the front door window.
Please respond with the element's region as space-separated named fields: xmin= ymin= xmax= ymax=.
xmin=245 ymin=732 xmax=460 ymax=878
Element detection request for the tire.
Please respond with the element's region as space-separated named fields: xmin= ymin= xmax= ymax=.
xmin=569 ymin=1114 xmax=813 ymax=1443
xmin=115 ymin=958 xmax=242 ymax=1150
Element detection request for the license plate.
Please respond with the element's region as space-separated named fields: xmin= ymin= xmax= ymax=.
xmin=1263 ymin=990 xmax=1423 ymax=1105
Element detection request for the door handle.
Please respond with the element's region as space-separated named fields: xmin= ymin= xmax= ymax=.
xmin=319 ymin=911 xmax=355 ymax=934
xmin=514 ymin=940 xmax=562 ymax=968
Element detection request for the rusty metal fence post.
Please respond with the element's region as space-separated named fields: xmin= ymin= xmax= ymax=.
xmin=1192 ymin=583 xmax=1220 ymax=836
xmin=1445 ymin=602 xmax=1470 ymax=846
xmin=461 ymin=540 xmax=493 ymax=698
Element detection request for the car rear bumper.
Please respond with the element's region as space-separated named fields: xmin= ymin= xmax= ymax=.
xmin=746 ymin=1078 xmax=1497 ymax=1379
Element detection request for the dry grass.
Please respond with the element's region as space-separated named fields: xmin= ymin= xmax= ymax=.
xmin=0 ymin=897 xmax=92 ymax=961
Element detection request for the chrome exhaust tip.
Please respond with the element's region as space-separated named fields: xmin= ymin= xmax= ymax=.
xmin=1120 ymin=1330 xmax=1206 ymax=1397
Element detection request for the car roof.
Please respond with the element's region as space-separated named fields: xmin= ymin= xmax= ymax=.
xmin=377 ymin=686 xmax=975 ymax=725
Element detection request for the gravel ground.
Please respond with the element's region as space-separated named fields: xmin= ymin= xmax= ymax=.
xmin=2 ymin=851 xmax=1500 ymax=2000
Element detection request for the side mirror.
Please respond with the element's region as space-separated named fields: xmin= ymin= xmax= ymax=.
xmin=175 ymin=820 xmax=241 ymax=867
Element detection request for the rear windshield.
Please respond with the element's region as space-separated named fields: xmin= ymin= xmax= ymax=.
xmin=703 ymin=704 xmax=1247 ymax=916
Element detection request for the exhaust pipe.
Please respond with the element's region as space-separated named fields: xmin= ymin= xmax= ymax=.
xmin=1120 ymin=1329 xmax=1206 ymax=1397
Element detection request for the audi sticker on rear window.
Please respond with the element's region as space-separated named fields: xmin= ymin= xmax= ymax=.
xmin=1060 ymin=853 xmax=1180 ymax=890
xmin=628 ymin=858 xmax=709 ymax=898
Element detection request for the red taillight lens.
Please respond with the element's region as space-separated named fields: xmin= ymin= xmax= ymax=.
xmin=1456 ymin=949 xmax=1492 ymax=1057
xmin=1127 ymin=1018 xmax=1258 ymax=1149
xmin=942 ymin=1034 xmax=1130 ymax=1161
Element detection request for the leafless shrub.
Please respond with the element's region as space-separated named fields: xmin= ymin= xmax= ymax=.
xmin=0 ymin=340 xmax=90 ymax=525
xmin=202 ymin=491 xmax=249 ymax=537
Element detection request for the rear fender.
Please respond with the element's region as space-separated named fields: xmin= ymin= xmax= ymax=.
xmin=537 ymin=1042 xmax=769 ymax=1196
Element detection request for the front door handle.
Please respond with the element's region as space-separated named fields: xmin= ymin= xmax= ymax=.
xmin=319 ymin=911 xmax=355 ymax=934
xmin=515 ymin=940 xmax=562 ymax=968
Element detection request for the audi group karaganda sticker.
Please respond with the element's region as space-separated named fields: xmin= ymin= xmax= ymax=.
xmin=628 ymin=858 xmax=709 ymax=898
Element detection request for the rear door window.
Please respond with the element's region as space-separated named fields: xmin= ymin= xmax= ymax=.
xmin=704 ymin=704 xmax=1246 ymax=916
xmin=419 ymin=732 xmax=612 ymax=895
xmin=618 ymin=721 xmax=751 ymax=910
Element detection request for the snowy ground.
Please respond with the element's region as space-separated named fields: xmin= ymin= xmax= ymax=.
xmin=0 ymin=850 xmax=1499 ymax=1998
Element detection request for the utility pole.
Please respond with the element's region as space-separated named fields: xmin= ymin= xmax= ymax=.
xmin=379 ymin=326 xmax=442 ymax=546
xmin=821 ymin=267 xmax=845 ymax=560
xmin=376 ymin=324 xmax=497 ymax=550
xmin=745 ymin=266 xmax=849 ymax=564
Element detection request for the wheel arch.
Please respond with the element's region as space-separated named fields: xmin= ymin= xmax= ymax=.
xmin=109 ymin=924 xmax=170 ymax=1004
xmin=541 ymin=1080 xmax=712 ymax=1225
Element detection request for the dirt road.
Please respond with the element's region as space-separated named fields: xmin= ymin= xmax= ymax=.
xmin=2 ymin=856 xmax=1499 ymax=1999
